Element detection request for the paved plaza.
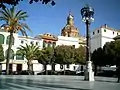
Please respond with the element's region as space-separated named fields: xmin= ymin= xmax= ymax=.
xmin=0 ymin=75 xmax=120 ymax=90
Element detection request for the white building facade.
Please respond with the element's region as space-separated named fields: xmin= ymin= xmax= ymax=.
xmin=0 ymin=31 xmax=44 ymax=73
xmin=0 ymin=12 xmax=86 ymax=74
xmin=0 ymin=31 xmax=84 ymax=74
xmin=91 ymin=24 xmax=120 ymax=53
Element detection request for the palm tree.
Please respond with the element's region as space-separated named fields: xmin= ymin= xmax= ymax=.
xmin=18 ymin=44 xmax=39 ymax=75
xmin=0 ymin=6 xmax=31 ymax=75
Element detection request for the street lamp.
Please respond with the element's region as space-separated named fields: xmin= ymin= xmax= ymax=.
xmin=81 ymin=5 xmax=94 ymax=81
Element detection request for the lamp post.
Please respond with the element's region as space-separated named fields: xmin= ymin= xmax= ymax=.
xmin=81 ymin=5 xmax=94 ymax=81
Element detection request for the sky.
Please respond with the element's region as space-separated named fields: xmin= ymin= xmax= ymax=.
xmin=3 ymin=0 xmax=120 ymax=37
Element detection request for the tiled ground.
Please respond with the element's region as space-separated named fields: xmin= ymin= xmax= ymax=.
xmin=0 ymin=75 xmax=120 ymax=90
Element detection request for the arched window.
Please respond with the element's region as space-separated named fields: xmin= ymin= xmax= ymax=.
xmin=6 ymin=35 xmax=14 ymax=45
xmin=0 ymin=34 xmax=5 ymax=44
xmin=16 ymin=50 xmax=24 ymax=60
xmin=5 ymin=49 xmax=14 ymax=59
xmin=43 ymin=41 xmax=46 ymax=48
xmin=53 ymin=42 xmax=56 ymax=48
xmin=60 ymin=64 xmax=63 ymax=69
xmin=48 ymin=41 xmax=51 ymax=47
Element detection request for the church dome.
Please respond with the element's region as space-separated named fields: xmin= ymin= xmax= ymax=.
xmin=61 ymin=11 xmax=80 ymax=37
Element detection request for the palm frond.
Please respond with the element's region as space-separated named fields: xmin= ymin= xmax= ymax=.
xmin=15 ymin=11 xmax=28 ymax=20
xmin=21 ymin=23 xmax=31 ymax=31
xmin=0 ymin=7 xmax=31 ymax=36
xmin=0 ymin=11 xmax=9 ymax=20
xmin=10 ymin=6 xmax=15 ymax=19
xmin=0 ymin=17 xmax=8 ymax=21
xmin=0 ymin=8 xmax=11 ymax=19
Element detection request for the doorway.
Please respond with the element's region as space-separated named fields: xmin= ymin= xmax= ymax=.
xmin=16 ymin=64 xmax=22 ymax=72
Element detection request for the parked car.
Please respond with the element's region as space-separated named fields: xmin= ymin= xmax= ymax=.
xmin=57 ymin=70 xmax=76 ymax=75
xmin=97 ymin=70 xmax=116 ymax=77
xmin=1 ymin=70 xmax=6 ymax=75
xmin=76 ymin=70 xmax=84 ymax=76
xmin=37 ymin=70 xmax=58 ymax=75
xmin=19 ymin=70 xmax=34 ymax=75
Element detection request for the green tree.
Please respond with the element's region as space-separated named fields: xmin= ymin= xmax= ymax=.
xmin=0 ymin=7 xmax=31 ymax=75
xmin=92 ymin=41 xmax=120 ymax=75
xmin=103 ymin=41 xmax=116 ymax=66
xmin=36 ymin=47 xmax=54 ymax=75
xmin=104 ymin=40 xmax=120 ymax=66
xmin=113 ymin=40 xmax=120 ymax=66
xmin=0 ymin=0 xmax=55 ymax=8
xmin=54 ymin=45 xmax=75 ymax=75
xmin=91 ymin=47 xmax=105 ymax=75
xmin=18 ymin=44 xmax=39 ymax=75
xmin=74 ymin=46 xmax=86 ymax=65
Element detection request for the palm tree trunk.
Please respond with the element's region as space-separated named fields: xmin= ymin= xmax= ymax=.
xmin=6 ymin=31 xmax=13 ymax=75
xmin=27 ymin=60 xmax=33 ymax=75
xmin=44 ymin=64 xmax=47 ymax=75
xmin=51 ymin=63 xmax=55 ymax=75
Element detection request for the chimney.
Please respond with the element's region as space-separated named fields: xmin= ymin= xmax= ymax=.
xmin=104 ymin=24 xmax=107 ymax=28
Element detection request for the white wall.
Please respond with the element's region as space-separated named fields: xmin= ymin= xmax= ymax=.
xmin=0 ymin=31 xmax=84 ymax=72
xmin=91 ymin=28 xmax=102 ymax=52
xmin=91 ymin=27 xmax=120 ymax=53
xmin=56 ymin=36 xmax=79 ymax=48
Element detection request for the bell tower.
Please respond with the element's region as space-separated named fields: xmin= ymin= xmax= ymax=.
xmin=61 ymin=11 xmax=80 ymax=37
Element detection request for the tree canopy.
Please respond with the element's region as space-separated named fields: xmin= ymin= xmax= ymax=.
xmin=74 ymin=46 xmax=86 ymax=65
xmin=54 ymin=45 xmax=75 ymax=65
xmin=0 ymin=0 xmax=55 ymax=8
xmin=18 ymin=44 xmax=39 ymax=74
xmin=37 ymin=47 xmax=54 ymax=65
xmin=0 ymin=6 xmax=31 ymax=35
xmin=92 ymin=40 xmax=120 ymax=67
xmin=91 ymin=47 xmax=105 ymax=66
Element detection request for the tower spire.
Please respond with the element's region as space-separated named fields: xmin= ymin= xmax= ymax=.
xmin=67 ymin=10 xmax=74 ymax=25
xmin=69 ymin=10 xmax=72 ymax=15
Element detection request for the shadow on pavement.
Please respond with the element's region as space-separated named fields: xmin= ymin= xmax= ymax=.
xmin=0 ymin=78 xmax=91 ymax=90
xmin=95 ymin=79 xmax=117 ymax=83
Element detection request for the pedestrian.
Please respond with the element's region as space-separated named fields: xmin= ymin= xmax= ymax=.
xmin=116 ymin=66 xmax=120 ymax=83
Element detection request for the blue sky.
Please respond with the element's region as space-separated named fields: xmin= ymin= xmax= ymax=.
xmin=4 ymin=0 xmax=120 ymax=37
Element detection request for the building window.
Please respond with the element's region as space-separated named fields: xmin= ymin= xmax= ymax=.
xmin=93 ymin=32 xmax=94 ymax=35
xmin=73 ymin=66 xmax=76 ymax=70
xmin=98 ymin=30 xmax=99 ymax=33
xmin=117 ymin=33 xmax=119 ymax=35
xmin=21 ymin=40 xmax=24 ymax=44
xmin=60 ymin=64 xmax=63 ymax=69
xmin=43 ymin=41 xmax=46 ymax=48
xmin=0 ymin=34 xmax=4 ymax=44
xmin=53 ymin=42 xmax=56 ymax=48
xmin=72 ymin=45 xmax=75 ymax=48
xmin=16 ymin=50 xmax=24 ymax=60
xmin=48 ymin=42 xmax=51 ymax=47
xmin=66 ymin=64 xmax=70 ymax=69
xmin=104 ymin=29 xmax=106 ymax=32
xmin=31 ymin=41 xmax=34 ymax=44
xmin=36 ymin=42 xmax=38 ymax=45
xmin=113 ymin=32 xmax=114 ymax=34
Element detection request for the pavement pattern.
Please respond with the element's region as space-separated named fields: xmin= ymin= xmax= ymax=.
xmin=0 ymin=75 xmax=120 ymax=90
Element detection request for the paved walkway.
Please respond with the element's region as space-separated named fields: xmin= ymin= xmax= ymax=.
xmin=0 ymin=75 xmax=120 ymax=90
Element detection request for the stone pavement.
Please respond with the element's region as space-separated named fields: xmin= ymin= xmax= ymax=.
xmin=0 ymin=75 xmax=120 ymax=90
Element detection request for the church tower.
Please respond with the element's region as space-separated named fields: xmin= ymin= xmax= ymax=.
xmin=61 ymin=11 xmax=79 ymax=37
